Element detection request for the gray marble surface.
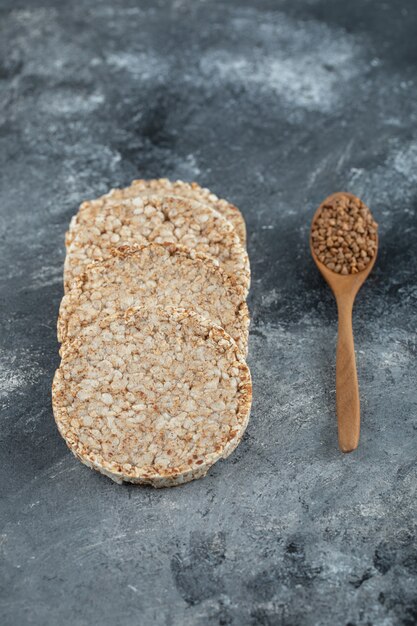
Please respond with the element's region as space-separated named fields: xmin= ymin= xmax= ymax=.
xmin=1 ymin=1 xmax=417 ymax=624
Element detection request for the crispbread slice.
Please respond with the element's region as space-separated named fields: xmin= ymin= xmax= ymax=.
xmin=58 ymin=243 xmax=250 ymax=355
xmin=64 ymin=195 xmax=250 ymax=294
xmin=97 ymin=178 xmax=247 ymax=246
xmin=52 ymin=306 xmax=252 ymax=487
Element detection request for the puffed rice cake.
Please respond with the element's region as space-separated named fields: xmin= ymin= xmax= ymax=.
xmin=64 ymin=195 xmax=250 ymax=294
xmin=58 ymin=242 xmax=249 ymax=355
xmin=95 ymin=178 xmax=247 ymax=246
xmin=52 ymin=306 xmax=252 ymax=487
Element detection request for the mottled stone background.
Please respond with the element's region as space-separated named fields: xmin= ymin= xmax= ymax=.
xmin=1 ymin=1 xmax=416 ymax=625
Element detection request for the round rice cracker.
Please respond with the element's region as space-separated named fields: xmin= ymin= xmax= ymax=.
xmin=73 ymin=179 xmax=246 ymax=247
xmin=52 ymin=307 xmax=252 ymax=487
xmin=101 ymin=178 xmax=247 ymax=246
xmin=64 ymin=195 xmax=250 ymax=295
xmin=58 ymin=243 xmax=250 ymax=355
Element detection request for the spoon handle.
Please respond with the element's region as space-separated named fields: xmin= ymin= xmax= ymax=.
xmin=335 ymin=294 xmax=360 ymax=452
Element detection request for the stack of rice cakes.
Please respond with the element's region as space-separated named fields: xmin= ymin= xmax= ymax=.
xmin=53 ymin=180 xmax=252 ymax=487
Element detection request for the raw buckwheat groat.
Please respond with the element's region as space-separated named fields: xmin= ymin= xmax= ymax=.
xmin=64 ymin=195 xmax=250 ymax=294
xmin=58 ymin=243 xmax=250 ymax=355
xmin=98 ymin=178 xmax=247 ymax=246
xmin=311 ymin=192 xmax=378 ymax=275
xmin=52 ymin=307 xmax=252 ymax=487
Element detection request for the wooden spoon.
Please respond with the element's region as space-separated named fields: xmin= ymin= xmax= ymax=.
xmin=310 ymin=192 xmax=378 ymax=453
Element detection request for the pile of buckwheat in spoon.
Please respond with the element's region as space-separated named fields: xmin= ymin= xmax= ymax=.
xmin=311 ymin=193 xmax=378 ymax=274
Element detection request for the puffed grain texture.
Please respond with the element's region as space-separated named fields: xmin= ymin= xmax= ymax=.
xmin=58 ymin=243 xmax=249 ymax=355
xmin=52 ymin=307 xmax=252 ymax=487
xmin=64 ymin=195 xmax=250 ymax=294
xmin=101 ymin=178 xmax=247 ymax=246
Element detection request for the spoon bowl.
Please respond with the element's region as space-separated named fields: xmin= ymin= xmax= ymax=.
xmin=310 ymin=192 xmax=378 ymax=452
